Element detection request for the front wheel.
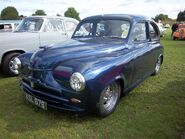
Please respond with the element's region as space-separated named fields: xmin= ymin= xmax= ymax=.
xmin=2 ymin=52 xmax=21 ymax=76
xmin=97 ymin=81 xmax=121 ymax=117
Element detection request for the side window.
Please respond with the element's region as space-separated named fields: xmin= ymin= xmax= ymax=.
xmin=132 ymin=22 xmax=147 ymax=42
xmin=66 ymin=21 xmax=77 ymax=32
xmin=149 ymin=22 xmax=159 ymax=40
xmin=44 ymin=19 xmax=64 ymax=32
xmin=44 ymin=20 xmax=55 ymax=32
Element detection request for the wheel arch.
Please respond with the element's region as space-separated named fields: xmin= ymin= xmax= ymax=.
xmin=1 ymin=50 xmax=25 ymax=65
xmin=104 ymin=75 xmax=126 ymax=97
xmin=116 ymin=78 xmax=125 ymax=96
xmin=159 ymin=53 xmax=163 ymax=64
xmin=95 ymin=75 xmax=126 ymax=117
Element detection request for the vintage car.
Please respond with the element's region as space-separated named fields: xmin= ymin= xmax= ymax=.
xmin=173 ymin=24 xmax=185 ymax=40
xmin=0 ymin=16 xmax=79 ymax=76
xmin=15 ymin=14 xmax=163 ymax=117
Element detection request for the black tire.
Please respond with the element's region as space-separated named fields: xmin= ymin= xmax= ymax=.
xmin=2 ymin=52 xmax=21 ymax=76
xmin=97 ymin=81 xmax=121 ymax=117
xmin=152 ymin=56 xmax=162 ymax=76
xmin=173 ymin=37 xmax=177 ymax=40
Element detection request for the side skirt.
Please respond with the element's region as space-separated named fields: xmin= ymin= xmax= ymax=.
xmin=123 ymin=71 xmax=153 ymax=95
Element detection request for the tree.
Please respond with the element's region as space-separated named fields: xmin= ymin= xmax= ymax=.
xmin=64 ymin=7 xmax=80 ymax=21
xmin=19 ymin=15 xmax=25 ymax=19
xmin=154 ymin=14 xmax=169 ymax=22
xmin=177 ymin=10 xmax=185 ymax=21
xmin=32 ymin=10 xmax=46 ymax=16
xmin=1 ymin=6 xmax=19 ymax=20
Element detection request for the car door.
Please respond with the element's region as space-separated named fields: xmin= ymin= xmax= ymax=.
xmin=148 ymin=21 xmax=161 ymax=72
xmin=130 ymin=22 xmax=151 ymax=84
xmin=39 ymin=18 xmax=68 ymax=46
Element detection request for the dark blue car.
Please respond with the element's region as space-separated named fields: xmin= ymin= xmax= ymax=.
xmin=14 ymin=14 xmax=163 ymax=117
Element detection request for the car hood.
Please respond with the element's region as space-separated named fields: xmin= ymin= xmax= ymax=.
xmin=30 ymin=38 xmax=130 ymax=69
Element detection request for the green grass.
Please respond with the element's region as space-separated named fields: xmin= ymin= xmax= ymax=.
xmin=0 ymin=30 xmax=185 ymax=139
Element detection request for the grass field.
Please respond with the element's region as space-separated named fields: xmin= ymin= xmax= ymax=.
xmin=0 ymin=30 xmax=185 ymax=139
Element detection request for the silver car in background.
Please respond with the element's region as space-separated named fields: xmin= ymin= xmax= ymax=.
xmin=0 ymin=16 xmax=79 ymax=75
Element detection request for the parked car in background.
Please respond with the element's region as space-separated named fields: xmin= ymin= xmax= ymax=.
xmin=0 ymin=16 xmax=79 ymax=75
xmin=0 ymin=22 xmax=20 ymax=32
xmin=157 ymin=23 xmax=166 ymax=37
xmin=164 ymin=24 xmax=171 ymax=28
xmin=172 ymin=23 xmax=185 ymax=40
xmin=16 ymin=14 xmax=164 ymax=117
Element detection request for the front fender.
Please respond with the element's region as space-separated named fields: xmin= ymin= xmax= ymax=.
xmin=84 ymin=64 xmax=127 ymax=109
xmin=18 ymin=52 xmax=33 ymax=75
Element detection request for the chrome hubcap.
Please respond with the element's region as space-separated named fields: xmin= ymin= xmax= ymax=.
xmin=155 ymin=58 xmax=161 ymax=73
xmin=102 ymin=83 xmax=120 ymax=111
xmin=9 ymin=58 xmax=18 ymax=74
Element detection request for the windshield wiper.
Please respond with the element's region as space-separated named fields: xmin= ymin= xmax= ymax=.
xmin=14 ymin=30 xmax=26 ymax=32
xmin=102 ymin=36 xmax=123 ymax=39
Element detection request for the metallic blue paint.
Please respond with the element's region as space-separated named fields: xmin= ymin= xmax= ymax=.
xmin=18 ymin=14 xmax=163 ymax=113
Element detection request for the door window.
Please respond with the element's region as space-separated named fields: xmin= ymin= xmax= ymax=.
xmin=44 ymin=19 xmax=64 ymax=32
xmin=131 ymin=22 xmax=147 ymax=42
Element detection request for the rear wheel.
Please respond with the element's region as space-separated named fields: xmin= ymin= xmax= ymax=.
xmin=2 ymin=52 xmax=21 ymax=76
xmin=152 ymin=56 xmax=162 ymax=76
xmin=97 ymin=81 xmax=121 ymax=117
xmin=173 ymin=37 xmax=177 ymax=40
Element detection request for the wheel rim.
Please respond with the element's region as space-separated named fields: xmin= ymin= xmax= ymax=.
xmin=101 ymin=83 xmax=120 ymax=112
xmin=155 ymin=57 xmax=161 ymax=73
xmin=9 ymin=57 xmax=17 ymax=74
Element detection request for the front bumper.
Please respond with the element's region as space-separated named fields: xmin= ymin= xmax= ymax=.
xmin=20 ymin=78 xmax=86 ymax=112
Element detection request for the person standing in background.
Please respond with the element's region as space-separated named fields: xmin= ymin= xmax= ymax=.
xmin=171 ymin=23 xmax=178 ymax=38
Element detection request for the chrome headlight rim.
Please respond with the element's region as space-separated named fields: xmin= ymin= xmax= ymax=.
xmin=70 ymin=72 xmax=86 ymax=92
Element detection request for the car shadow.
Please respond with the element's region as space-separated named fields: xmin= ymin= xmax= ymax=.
xmin=0 ymin=70 xmax=4 ymax=79
xmin=0 ymin=73 xmax=11 ymax=79
xmin=0 ymin=69 xmax=17 ymax=79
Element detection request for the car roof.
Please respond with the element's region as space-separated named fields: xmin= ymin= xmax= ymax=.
xmin=26 ymin=16 xmax=79 ymax=22
xmin=82 ymin=14 xmax=151 ymax=22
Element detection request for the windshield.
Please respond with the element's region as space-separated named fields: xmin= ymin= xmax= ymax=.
xmin=73 ymin=19 xmax=130 ymax=39
xmin=15 ymin=18 xmax=43 ymax=32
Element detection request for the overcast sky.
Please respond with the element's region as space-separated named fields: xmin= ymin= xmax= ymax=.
xmin=0 ymin=0 xmax=184 ymax=19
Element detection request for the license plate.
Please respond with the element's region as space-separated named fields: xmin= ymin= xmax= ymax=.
xmin=25 ymin=93 xmax=47 ymax=110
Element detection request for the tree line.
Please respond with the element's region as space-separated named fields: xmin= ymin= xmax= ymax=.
xmin=0 ymin=6 xmax=80 ymax=21
xmin=0 ymin=6 xmax=185 ymax=22
xmin=154 ymin=12 xmax=185 ymax=23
